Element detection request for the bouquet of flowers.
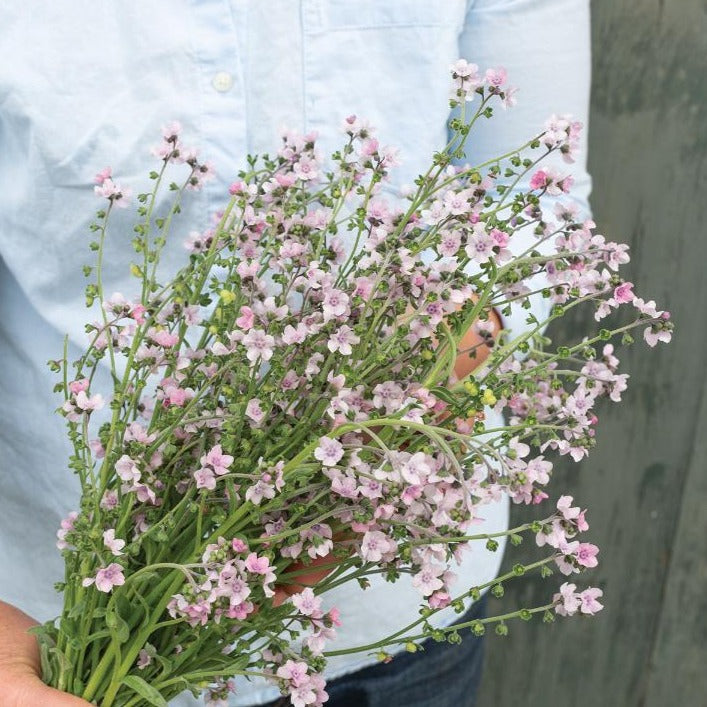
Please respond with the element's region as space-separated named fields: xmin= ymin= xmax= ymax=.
xmin=36 ymin=61 xmax=672 ymax=706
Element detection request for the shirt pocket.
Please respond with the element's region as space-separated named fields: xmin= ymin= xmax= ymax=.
xmin=301 ymin=0 xmax=466 ymax=190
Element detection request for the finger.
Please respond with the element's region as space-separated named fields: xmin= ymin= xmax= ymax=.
xmin=26 ymin=678 xmax=92 ymax=706
xmin=0 ymin=600 xmax=42 ymax=674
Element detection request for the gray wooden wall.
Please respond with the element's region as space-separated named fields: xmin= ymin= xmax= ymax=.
xmin=479 ymin=2 xmax=707 ymax=705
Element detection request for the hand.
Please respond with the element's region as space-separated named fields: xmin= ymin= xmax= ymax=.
xmin=452 ymin=306 xmax=502 ymax=381
xmin=272 ymin=552 xmax=341 ymax=607
xmin=272 ymin=531 xmax=358 ymax=607
xmin=0 ymin=600 xmax=91 ymax=706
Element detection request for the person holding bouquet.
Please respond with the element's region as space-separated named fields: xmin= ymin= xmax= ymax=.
xmin=0 ymin=1 xmax=593 ymax=705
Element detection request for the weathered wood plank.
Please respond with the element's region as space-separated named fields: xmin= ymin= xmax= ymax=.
xmin=643 ymin=378 xmax=707 ymax=706
xmin=478 ymin=1 xmax=707 ymax=705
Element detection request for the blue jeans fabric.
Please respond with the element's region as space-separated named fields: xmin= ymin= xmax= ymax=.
xmin=262 ymin=594 xmax=488 ymax=707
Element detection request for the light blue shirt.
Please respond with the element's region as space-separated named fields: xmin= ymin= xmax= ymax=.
xmin=0 ymin=1 xmax=591 ymax=703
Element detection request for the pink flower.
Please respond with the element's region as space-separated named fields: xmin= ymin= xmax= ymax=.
xmin=224 ymin=601 xmax=255 ymax=620
xmin=236 ymin=306 xmax=255 ymax=330
xmin=428 ymin=591 xmax=452 ymax=609
xmin=100 ymin=490 xmax=118 ymax=511
xmin=360 ymin=530 xmax=396 ymax=562
xmin=291 ymin=587 xmax=323 ymax=617
xmin=276 ymin=660 xmax=310 ymax=687
xmin=535 ymin=520 xmax=567 ymax=549
xmin=241 ymin=329 xmax=276 ymax=363
xmin=613 ymin=282 xmax=634 ymax=304
xmin=399 ymin=452 xmax=432 ymax=485
xmin=245 ymin=398 xmax=265 ymax=426
xmin=327 ymin=325 xmax=360 ymax=355
xmin=438 ymin=231 xmax=462 ymax=257
xmin=554 ymin=581 xmax=581 ymax=616
xmin=574 ymin=542 xmax=599 ymax=568
xmin=94 ymin=167 xmax=112 ymax=185
xmin=353 ymin=276 xmax=375 ymax=299
xmin=450 ymin=59 xmax=481 ymax=101
xmin=579 ymin=587 xmax=604 ymax=615
xmin=201 ymin=444 xmax=234 ymax=476
xmin=136 ymin=649 xmax=152 ymax=669
xmin=465 ymin=228 xmax=495 ymax=264
xmin=150 ymin=329 xmax=179 ymax=347
xmin=115 ymin=455 xmax=141 ymax=484
xmin=194 ymin=467 xmax=216 ymax=490
xmin=314 ymin=437 xmax=345 ymax=467
xmin=68 ymin=379 xmax=89 ymax=395
xmin=644 ymin=325 xmax=672 ymax=347
xmin=485 ymin=66 xmax=507 ymax=87
xmin=94 ymin=178 xmax=131 ymax=207
xmin=127 ymin=304 xmax=146 ymax=326
xmin=163 ymin=385 xmax=191 ymax=407
xmin=82 ymin=563 xmax=125 ymax=593
xmin=75 ymin=390 xmax=105 ymax=412
xmin=103 ymin=529 xmax=125 ymax=556
xmin=133 ymin=483 xmax=158 ymax=505
xmin=293 ymin=156 xmax=319 ymax=181
xmin=328 ymin=607 xmax=342 ymax=627
xmin=412 ymin=563 xmax=445 ymax=596
xmin=245 ymin=479 xmax=276 ymax=505
xmin=231 ymin=538 xmax=248 ymax=553
xmin=244 ymin=552 xmax=272 ymax=575
xmin=322 ymin=289 xmax=349 ymax=321
xmin=56 ymin=511 xmax=78 ymax=550
xmin=282 ymin=323 xmax=308 ymax=345
xmin=557 ymin=495 xmax=581 ymax=521
xmin=372 ymin=381 xmax=405 ymax=414
xmin=530 ymin=170 xmax=548 ymax=191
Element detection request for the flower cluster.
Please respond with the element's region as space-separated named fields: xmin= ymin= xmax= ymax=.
xmin=40 ymin=62 xmax=671 ymax=707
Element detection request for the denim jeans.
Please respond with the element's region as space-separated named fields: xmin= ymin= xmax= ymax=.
xmin=262 ymin=594 xmax=488 ymax=707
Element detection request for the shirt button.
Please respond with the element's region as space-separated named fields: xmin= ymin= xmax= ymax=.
xmin=212 ymin=72 xmax=234 ymax=93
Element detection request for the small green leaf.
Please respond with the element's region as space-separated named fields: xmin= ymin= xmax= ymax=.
xmin=106 ymin=608 xmax=130 ymax=643
xmin=68 ymin=600 xmax=86 ymax=619
xmin=122 ymin=675 xmax=168 ymax=706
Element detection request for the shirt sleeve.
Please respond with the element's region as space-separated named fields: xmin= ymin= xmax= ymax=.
xmin=452 ymin=0 xmax=593 ymax=342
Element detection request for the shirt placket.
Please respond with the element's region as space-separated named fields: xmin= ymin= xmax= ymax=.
xmin=187 ymin=0 xmax=248 ymax=205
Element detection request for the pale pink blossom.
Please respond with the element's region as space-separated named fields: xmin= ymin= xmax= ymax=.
xmin=554 ymin=582 xmax=581 ymax=616
xmin=314 ymin=437 xmax=345 ymax=467
xmin=412 ymin=563 xmax=445 ymax=596
xmin=322 ymin=289 xmax=349 ymax=321
xmin=236 ymin=306 xmax=255 ymax=330
xmin=82 ymin=563 xmax=125 ymax=593
xmin=360 ymin=530 xmax=396 ymax=562
xmin=613 ymin=282 xmax=634 ymax=303
xmin=103 ymin=529 xmax=125 ymax=556
xmin=574 ymin=542 xmax=600 ymax=568
xmin=100 ymin=490 xmax=119 ymax=511
xmin=75 ymin=390 xmax=105 ymax=412
xmin=56 ymin=511 xmax=78 ymax=550
xmin=150 ymin=329 xmax=179 ymax=347
xmin=194 ymin=467 xmax=216 ymax=490
xmin=327 ymin=325 xmax=360 ymax=355
xmin=291 ymin=588 xmax=323 ymax=617
xmin=245 ymin=398 xmax=265 ymax=426
xmin=201 ymin=445 xmax=234 ymax=476
xmin=579 ymin=587 xmax=604 ymax=615
xmin=115 ymin=455 xmax=141 ymax=484
xmin=242 ymin=329 xmax=276 ymax=363
xmin=94 ymin=167 xmax=112 ymax=185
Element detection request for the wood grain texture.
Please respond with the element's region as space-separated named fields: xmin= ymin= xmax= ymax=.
xmin=478 ymin=1 xmax=707 ymax=705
